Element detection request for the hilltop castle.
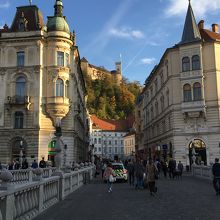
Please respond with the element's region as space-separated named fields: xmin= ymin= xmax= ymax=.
xmin=81 ymin=58 xmax=122 ymax=85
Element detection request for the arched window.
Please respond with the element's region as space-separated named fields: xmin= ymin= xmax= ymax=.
xmin=192 ymin=55 xmax=200 ymax=70
xmin=56 ymin=79 xmax=64 ymax=97
xmin=16 ymin=76 xmax=26 ymax=102
xmin=193 ymin=82 xmax=202 ymax=101
xmin=182 ymin=57 xmax=190 ymax=72
xmin=183 ymin=84 xmax=192 ymax=102
xmin=15 ymin=111 xmax=24 ymax=129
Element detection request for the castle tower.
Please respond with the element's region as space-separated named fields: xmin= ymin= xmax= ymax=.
xmin=115 ymin=61 xmax=122 ymax=85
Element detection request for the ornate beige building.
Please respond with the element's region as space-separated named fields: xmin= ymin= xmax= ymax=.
xmin=81 ymin=57 xmax=122 ymax=85
xmin=141 ymin=1 xmax=220 ymax=166
xmin=0 ymin=0 xmax=89 ymax=164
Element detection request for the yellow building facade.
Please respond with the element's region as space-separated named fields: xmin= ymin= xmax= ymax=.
xmin=141 ymin=2 xmax=220 ymax=166
xmin=0 ymin=0 xmax=89 ymax=164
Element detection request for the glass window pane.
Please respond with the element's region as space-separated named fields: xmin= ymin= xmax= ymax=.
xmin=182 ymin=57 xmax=190 ymax=72
xmin=193 ymin=83 xmax=202 ymax=100
xmin=57 ymin=51 xmax=64 ymax=66
xmin=17 ymin=52 xmax=25 ymax=66
xmin=192 ymin=55 xmax=200 ymax=70
xmin=15 ymin=112 xmax=24 ymax=129
xmin=183 ymin=84 xmax=192 ymax=102
xmin=16 ymin=76 xmax=26 ymax=101
xmin=56 ymin=79 xmax=64 ymax=96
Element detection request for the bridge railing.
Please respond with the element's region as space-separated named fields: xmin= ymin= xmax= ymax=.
xmin=191 ymin=165 xmax=213 ymax=180
xmin=0 ymin=167 xmax=58 ymax=184
xmin=0 ymin=165 xmax=95 ymax=220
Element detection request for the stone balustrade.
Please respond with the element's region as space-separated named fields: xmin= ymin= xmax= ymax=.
xmin=0 ymin=165 xmax=95 ymax=220
xmin=191 ymin=165 xmax=213 ymax=180
xmin=0 ymin=168 xmax=58 ymax=184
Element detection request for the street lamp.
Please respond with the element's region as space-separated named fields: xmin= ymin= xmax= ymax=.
xmin=63 ymin=144 xmax=67 ymax=167
xmin=19 ymin=140 xmax=24 ymax=169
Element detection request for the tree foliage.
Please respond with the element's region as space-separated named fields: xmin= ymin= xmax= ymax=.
xmin=83 ymin=72 xmax=142 ymax=119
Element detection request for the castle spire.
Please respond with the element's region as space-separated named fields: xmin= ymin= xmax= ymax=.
xmin=54 ymin=0 xmax=63 ymax=17
xmin=179 ymin=0 xmax=201 ymax=45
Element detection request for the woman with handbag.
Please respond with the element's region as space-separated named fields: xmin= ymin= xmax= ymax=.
xmin=103 ymin=163 xmax=115 ymax=193
xmin=146 ymin=159 xmax=158 ymax=196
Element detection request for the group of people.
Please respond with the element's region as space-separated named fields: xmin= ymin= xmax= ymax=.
xmin=1 ymin=157 xmax=47 ymax=170
xmin=100 ymin=158 xmax=185 ymax=196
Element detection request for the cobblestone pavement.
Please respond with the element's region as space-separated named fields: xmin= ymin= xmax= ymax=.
xmin=35 ymin=174 xmax=219 ymax=220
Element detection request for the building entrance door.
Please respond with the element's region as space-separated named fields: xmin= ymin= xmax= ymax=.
xmin=189 ymin=139 xmax=207 ymax=165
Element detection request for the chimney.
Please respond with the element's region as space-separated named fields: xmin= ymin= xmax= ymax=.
xmin=212 ymin=24 xmax=219 ymax=33
xmin=198 ymin=20 xmax=204 ymax=29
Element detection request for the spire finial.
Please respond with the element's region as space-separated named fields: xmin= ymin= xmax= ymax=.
xmin=29 ymin=0 xmax=32 ymax=5
xmin=54 ymin=0 xmax=63 ymax=17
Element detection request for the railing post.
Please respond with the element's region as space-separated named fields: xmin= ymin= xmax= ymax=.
xmin=38 ymin=183 xmax=44 ymax=213
xmin=28 ymin=169 xmax=33 ymax=182
xmin=5 ymin=194 xmax=15 ymax=220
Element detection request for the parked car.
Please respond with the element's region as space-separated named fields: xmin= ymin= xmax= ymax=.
xmin=111 ymin=162 xmax=128 ymax=182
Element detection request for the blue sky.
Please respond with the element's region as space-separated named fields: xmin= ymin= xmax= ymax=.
xmin=1 ymin=0 xmax=220 ymax=84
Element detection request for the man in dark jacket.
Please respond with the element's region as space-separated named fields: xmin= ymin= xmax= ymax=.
xmin=212 ymin=158 xmax=220 ymax=195
xmin=39 ymin=157 xmax=47 ymax=168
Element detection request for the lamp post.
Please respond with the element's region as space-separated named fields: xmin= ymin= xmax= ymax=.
xmin=63 ymin=144 xmax=67 ymax=168
xmin=19 ymin=140 xmax=24 ymax=169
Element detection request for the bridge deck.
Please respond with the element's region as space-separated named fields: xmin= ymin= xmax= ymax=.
xmin=34 ymin=175 xmax=219 ymax=220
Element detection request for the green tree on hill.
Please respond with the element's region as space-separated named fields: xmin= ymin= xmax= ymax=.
xmin=83 ymin=72 xmax=141 ymax=119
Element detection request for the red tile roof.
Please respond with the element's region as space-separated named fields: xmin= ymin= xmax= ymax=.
xmin=91 ymin=115 xmax=134 ymax=131
xmin=200 ymin=28 xmax=220 ymax=42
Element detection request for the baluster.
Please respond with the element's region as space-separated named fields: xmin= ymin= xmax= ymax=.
xmin=24 ymin=190 xmax=29 ymax=216
xmin=15 ymin=193 xmax=21 ymax=218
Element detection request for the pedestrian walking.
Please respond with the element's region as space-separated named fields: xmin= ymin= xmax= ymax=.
xmin=39 ymin=157 xmax=46 ymax=168
xmin=212 ymin=158 xmax=220 ymax=195
xmin=101 ymin=162 xmax=107 ymax=179
xmin=161 ymin=160 xmax=168 ymax=178
xmin=127 ymin=159 xmax=135 ymax=186
xmin=177 ymin=161 xmax=184 ymax=177
xmin=103 ymin=163 xmax=115 ymax=193
xmin=31 ymin=160 xmax=38 ymax=169
xmin=146 ymin=158 xmax=158 ymax=196
xmin=22 ymin=159 xmax=29 ymax=169
xmin=168 ymin=158 xmax=176 ymax=179
xmin=135 ymin=159 xmax=145 ymax=189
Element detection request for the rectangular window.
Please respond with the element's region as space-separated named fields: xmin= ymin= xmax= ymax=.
xmin=115 ymin=147 xmax=117 ymax=154
xmin=57 ymin=51 xmax=64 ymax=66
xmin=121 ymin=140 xmax=123 ymax=145
xmin=115 ymin=140 xmax=117 ymax=145
xmin=15 ymin=112 xmax=24 ymax=129
xmin=17 ymin=51 xmax=25 ymax=66
xmin=65 ymin=53 xmax=69 ymax=67
xmin=98 ymin=147 xmax=101 ymax=152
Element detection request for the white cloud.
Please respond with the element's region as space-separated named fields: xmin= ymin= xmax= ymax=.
xmin=140 ymin=58 xmax=156 ymax=65
xmin=0 ymin=1 xmax=10 ymax=9
xmin=165 ymin=0 xmax=220 ymax=17
xmin=109 ymin=27 xmax=145 ymax=39
xmin=82 ymin=0 xmax=137 ymax=54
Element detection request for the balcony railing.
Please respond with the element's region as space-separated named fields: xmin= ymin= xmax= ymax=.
xmin=7 ymin=95 xmax=30 ymax=104
xmin=181 ymin=100 xmax=206 ymax=114
xmin=6 ymin=95 xmax=31 ymax=110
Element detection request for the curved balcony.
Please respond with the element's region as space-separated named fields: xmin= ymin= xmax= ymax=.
xmin=46 ymin=96 xmax=70 ymax=123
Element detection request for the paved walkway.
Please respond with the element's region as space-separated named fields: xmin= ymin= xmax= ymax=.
xmin=35 ymin=175 xmax=219 ymax=220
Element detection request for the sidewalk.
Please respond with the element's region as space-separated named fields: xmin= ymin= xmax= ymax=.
xmin=34 ymin=175 xmax=219 ymax=220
